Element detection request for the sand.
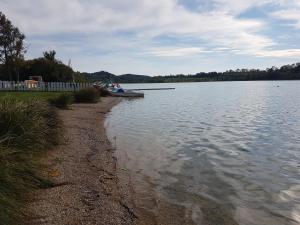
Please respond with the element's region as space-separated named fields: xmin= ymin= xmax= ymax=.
xmin=27 ymin=97 xmax=136 ymax=225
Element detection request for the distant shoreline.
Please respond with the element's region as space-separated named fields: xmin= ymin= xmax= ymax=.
xmin=117 ymin=79 xmax=300 ymax=84
xmin=84 ymin=63 xmax=300 ymax=83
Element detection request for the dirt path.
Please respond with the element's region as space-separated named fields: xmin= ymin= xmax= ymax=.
xmin=27 ymin=97 xmax=136 ymax=225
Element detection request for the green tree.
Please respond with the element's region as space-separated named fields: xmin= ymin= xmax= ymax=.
xmin=43 ymin=50 xmax=56 ymax=61
xmin=19 ymin=56 xmax=74 ymax=82
xmin=0 ymin=12 xmax=26 ymax=81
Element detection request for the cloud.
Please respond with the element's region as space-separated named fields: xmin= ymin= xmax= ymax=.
xmin=149 ymin=47 xmax=208 ymax=57
xmin=271 ymin=9 xmax=300 ymax=29
xmin=0 ymin=0 xmax=300 ymax=74
xmin=268 ymin=0 xmax=300 ymax=29
xmin=255 ymin=49 xmax=300 ymax=57
xmin=0 ymin=1 xmax=270 ymax=47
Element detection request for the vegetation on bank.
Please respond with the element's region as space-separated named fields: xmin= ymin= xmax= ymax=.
xmin=0 ymin=92 xmax=63 ymax=101
xmin=0 ymin=87 xmax=105 ymax=224
xmin=0 ymin=97 xmax=61 ymax=225
xmin=0 ymin=87 xmax=105 ymax=105
xmin=73 ymin=87 xmax=100 ymax=103
xmin=48 ymin=93 xmax=74 ymax=109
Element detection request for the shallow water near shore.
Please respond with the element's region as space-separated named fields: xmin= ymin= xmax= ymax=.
xmin=106 ymin=81 xmax=300 ymax=225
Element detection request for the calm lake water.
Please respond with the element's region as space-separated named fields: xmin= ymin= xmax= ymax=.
xmin=106 ymin=81 xmax=300 ymax=225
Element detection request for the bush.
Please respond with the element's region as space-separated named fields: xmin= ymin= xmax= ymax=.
xmin=48 ymin=93 xmax=73 ymax=109
xmin=0 ymin=98 xmax=61 ymax=149
xmin=73 ymin=88 xmax=100 ymax=103
xmin=0 ymin=97 xmax=61 ymax=225
xmin=97 ymin=87 xmax=111 ymax=97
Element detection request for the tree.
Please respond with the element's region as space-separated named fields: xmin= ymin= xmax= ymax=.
xmin=43 ymin=50 xmax=56 ymax=61
xmin=19 ymin=57 xmax=74 ymax=82
xmin=0 ymin=12 xmax=26 ymax=81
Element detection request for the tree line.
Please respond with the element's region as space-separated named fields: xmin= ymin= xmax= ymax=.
xmin=84 ymin=64 xmax=300 ymax=83
xmin=150 ymin=64 xmax=300 ymax=83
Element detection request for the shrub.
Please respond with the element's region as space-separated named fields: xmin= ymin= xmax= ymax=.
xmin=73 ymin=87 xmax=100 ymax=103
xmin=0 ymin=98 xmax=61 ymax=149
xmin=0 ymin=97 xmax=61 ymax=225
xmin=48 ymin=93 xmax=73 ymax=109
xmin=97 ymin=87 xmax=111 ymax=97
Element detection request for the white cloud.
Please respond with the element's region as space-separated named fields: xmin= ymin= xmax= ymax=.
xmin=149 ymin=47 xmax=207 ymax=57
xmin=0 ymin=0 xmax=300 ymax=73
xmin=0 ymin=0 xmax=271 ymax=50
xmin=255 ymin=49 xmax=300 ymax=57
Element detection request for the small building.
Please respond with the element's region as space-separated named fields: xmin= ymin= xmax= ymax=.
xmin=24 ymin=80 xmax=38 ymax=88
xmin=29 ymin=76 xmax=43 ymax=82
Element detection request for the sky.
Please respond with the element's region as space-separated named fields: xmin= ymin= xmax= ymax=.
xmin=1 ymin=0 xmax=300 ymax=75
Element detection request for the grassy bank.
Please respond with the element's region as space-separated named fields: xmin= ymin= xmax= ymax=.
xmin=0 ymin=92 xmax=63 ymax=101
xmin=0 ymin=88 xmax=103 ymax=224
xmin=0 ymin=88 xmax=102 ymax=103
xmin=0 ymin=97 xmax=61 ymax=225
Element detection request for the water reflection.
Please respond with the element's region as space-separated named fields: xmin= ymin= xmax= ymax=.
xmin=106 ymin=81 xmax=300 ymax=225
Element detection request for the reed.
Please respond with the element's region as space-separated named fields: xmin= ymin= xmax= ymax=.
xmin=0 ymin=97 xmax=61 ymax=225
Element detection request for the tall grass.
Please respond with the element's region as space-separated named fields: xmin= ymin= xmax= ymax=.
xmin=73 ymin=87 xmax=100 ymax=103
xmin=0 ymin=97 xmax=61 ymax=225
xmin=48 ymin=93 xmax=74 ymax=109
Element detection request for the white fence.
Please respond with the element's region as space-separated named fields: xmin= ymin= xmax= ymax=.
xmin=0 ymin=81 xmax=93 ymax=92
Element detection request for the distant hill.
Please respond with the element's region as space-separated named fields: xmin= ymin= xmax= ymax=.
xmin=118 ymin=74 xmax=152 ymax=83
xmin=82 ymin=71 xmax=153 ymax=83
xmin=82 ymin=62 xmax=300 ymax=83
xmin=82 ymin=71 xmax=118 ymax=82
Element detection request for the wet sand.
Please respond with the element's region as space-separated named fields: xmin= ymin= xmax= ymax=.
xmin=27 ymin=97 xmax=136 ymax=225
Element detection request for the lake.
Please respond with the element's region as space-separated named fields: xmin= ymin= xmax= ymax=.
xmin=105 ymin=81 xmax=300 ymax=225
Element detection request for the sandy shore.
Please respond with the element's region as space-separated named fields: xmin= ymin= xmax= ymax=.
xmin=27 ymin=97 xmax=136 ymax=225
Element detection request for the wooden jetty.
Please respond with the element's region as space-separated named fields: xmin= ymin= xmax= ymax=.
xmin=127 ymin=88 xmax=175 ymax=91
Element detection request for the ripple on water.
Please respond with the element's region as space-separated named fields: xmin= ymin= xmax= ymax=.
xmin=106 ymin=81 xmax=300 ymax=225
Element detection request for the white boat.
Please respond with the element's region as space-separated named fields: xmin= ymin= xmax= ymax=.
xmin=93 ymin=82 xmax=144 ymax=98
